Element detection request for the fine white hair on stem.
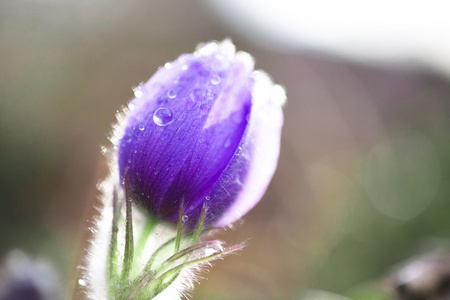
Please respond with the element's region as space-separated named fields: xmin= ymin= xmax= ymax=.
xmin=83 ymin=162 xmax=244 ymax=299
xmin=83 ymin=167 xmax=184 ymax=299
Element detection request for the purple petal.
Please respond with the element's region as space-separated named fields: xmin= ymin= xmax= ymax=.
xmin=209 ymin=70 xmax=285 ymax=227
xmin=117 ymin=40 xmax=285 ymax=228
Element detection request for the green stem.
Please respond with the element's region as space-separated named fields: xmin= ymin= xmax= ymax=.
xmin=174 ymin=205 xmax=183 ymax=254
xmin=128 ymin=243 xmax=243 ymax=299
xmin=118 ymin=236 xmax=179 ymax=299
xmin=108 ymin=186 xmax=121 ymax=296
xmin=150 ymin=244 xmax=243 ymax=297
xmin=121 ymin=174 xmax=134 ymax=281
xmin=135 ymin=218 xmax=156 ymax=258
xmin=192 ymin=205 xmax=206 ymax=245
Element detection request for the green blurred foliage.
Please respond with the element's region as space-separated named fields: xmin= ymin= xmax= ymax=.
xmin=311 ymin=126 xmax=450 ymax=296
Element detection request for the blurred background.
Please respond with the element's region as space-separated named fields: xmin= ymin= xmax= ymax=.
xmin=1 ymin=0 xmax=450 ymax=299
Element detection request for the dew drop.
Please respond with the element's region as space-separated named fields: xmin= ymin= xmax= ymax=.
xmin=182 ymin=215 xmax=189 ymax=222
xmin=128 ymin=103 xmax=135 ymax=110
xmin=164 ymin=62 xmax=172 ymax=69
xmin=205 ymin=196 xmax=211 ymax=201
xmin=133 ymin=86 xmax=143 ymax=98
xmin=134 ymin=91 xmax=142 ymax=98
xmin=167 ymin=89 xmax=177 ymax=99
xmin=190 ymin=206 xmax=194 ymax=210
xmin=206 ymin=91 xmax=215 ymax=101
xmin=78 ymin=279 xmax=87 ymax=287
xmin=210 ymin=74 xmax=221 ymax=85
xmin=153 ymin=108 xmax=174 ymax=126
xmin=138 ymin=124 xmax=145 ymax=131
xmin=181 ymin=65 xmax=188 ymax=71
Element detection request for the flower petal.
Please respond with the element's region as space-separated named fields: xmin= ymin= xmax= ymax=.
xmin=212 ymin=71 xmax=285 ymax=227
xmin=118 ymin=41 xmax=259 ymax=224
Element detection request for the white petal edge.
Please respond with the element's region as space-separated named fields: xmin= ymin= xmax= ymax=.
xmin=216 ymin=70 xmax=285 ymax=227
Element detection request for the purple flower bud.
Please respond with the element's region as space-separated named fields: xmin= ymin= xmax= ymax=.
xmin=118 ymin=40 xmax=285 ymax=228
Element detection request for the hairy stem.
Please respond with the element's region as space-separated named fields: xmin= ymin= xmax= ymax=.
xmin=121 ymin=173 xmax=134 ymax=281
xmin=108 ymin=186 xmax=121 ymax=295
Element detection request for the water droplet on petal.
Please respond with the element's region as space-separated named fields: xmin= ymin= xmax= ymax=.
xmin=211 ymin=74 xmax=221 ymax=85
xmin=190 ymin=206 xmax=194 ymax=210
xmin=206 ymin=91 xmax=215 ymax=101
xmin=205 ymin=196 xmax=211 ymax=201
xmin=153 ymin=108 xmax=174 ymax=126
xmin=164 ymin=62 xmax=172 ymax=69
xmin=138 ymin=124 xmax=145 ymax=131
xmin=182 ymin=215 xmax=189 ymax=222
xmin=128 ymin=103 xmax=135 ymax=110
xmin=167 ymin=89 xmax=177 ymax=99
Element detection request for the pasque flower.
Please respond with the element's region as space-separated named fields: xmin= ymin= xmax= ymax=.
xmin=118 ymin=40 xmax=285 ymax=229
xmin=84 ymin=40 xmax=285 ymax=299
